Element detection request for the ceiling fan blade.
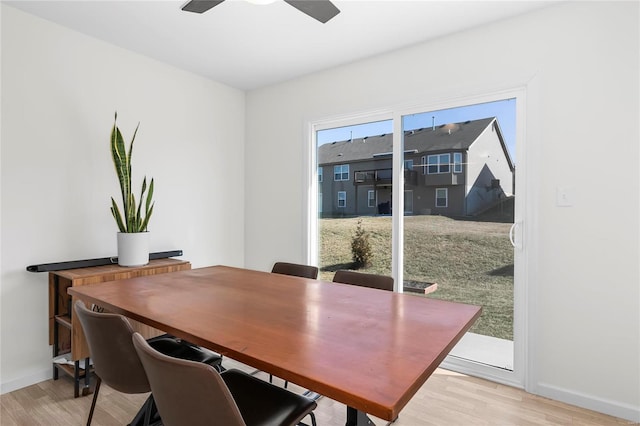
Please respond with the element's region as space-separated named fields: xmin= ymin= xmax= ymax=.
xmin=181 ymin=0 xmax=226 ymax=14
xmin=284 ymin=0 xmax=340 ymax=24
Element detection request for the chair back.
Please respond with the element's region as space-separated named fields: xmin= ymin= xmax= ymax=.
xmin=73 ymin=301 xmax=150 ymax=394
xmin=333 ymin=270 xmax=394 ymax=292
xmin=132 ymin=333 xmax=245 ymax=426
xmin=272 ymin=262 xmax=319 ymax=279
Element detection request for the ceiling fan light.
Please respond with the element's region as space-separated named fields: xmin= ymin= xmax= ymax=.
xmin=245 ymin=0 xmax=278 ymax=5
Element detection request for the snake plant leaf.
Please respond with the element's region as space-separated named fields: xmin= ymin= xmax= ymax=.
xmin=127 ymin=192 xmax=136 ymax=232
xmin=110 ymin=113 xmax=154 ymax=233
xmin=145 ymin=178 xmax=154 ymax=216
xmin=140 ymin=203 xmax=154 ymax=232
xmin=128 ymin=123 xmax=139 ymax=167
xmin=136 ymin=177 xmax=147 ymax=230
xmin=111 ymin=123 xmax=128 ymax=210
xmin=110 ymin=197 xmax=126 ymax=233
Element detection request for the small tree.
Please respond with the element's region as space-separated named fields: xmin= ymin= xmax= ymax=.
xmin=351 ymin=219 xmax=372 ymax=269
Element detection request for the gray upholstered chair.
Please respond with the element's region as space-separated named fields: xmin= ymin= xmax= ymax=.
xmin=73 ymin=301 xmax=222 ymax=426
xmin=132 ymin=332 xmax=317 ymax=426
xmin=332 ymin=269 xmax=394 ymax=292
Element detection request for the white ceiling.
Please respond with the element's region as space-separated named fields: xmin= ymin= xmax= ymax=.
xmin=5 ymin=0 xmax=556 ymax=90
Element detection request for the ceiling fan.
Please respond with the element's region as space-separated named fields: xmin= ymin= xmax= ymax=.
xmin=181 ymin=0 xmax=340 ymax=24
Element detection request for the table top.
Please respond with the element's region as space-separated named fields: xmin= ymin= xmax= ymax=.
xmin=68 ymin=265 xmax=481 ymax=421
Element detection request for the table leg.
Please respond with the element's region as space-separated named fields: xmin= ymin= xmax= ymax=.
xmin=73 ymin=360 xmax=80 ymax=398
xmin=84 ymin=357 xmax=91 ymax=386
xmin=82 ymin=357 xmax=92 ymax=396
xmin=346 ymin=407 xmax=375 ymax=426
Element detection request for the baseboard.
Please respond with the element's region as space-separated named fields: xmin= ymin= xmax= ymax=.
xmin=441 ymin=356 xmax=639 ymax=423
xmin=535 ymin=382 xmax=640 ymax=423
xmin=1 ymin=368 xmax=51 ymax=395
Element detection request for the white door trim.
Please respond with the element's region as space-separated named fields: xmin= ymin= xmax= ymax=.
xmin=304 ymin=81 xmax=538 ymax=391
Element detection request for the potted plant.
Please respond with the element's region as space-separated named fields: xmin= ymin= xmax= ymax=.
xmin=110 ymin=112 xmax=154 ymax=266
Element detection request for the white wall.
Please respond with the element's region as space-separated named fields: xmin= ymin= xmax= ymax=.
xmin=0 ymin=5 xmax=245 ymax=392
xmin=245 ymin=1 xmax=639 ymax=422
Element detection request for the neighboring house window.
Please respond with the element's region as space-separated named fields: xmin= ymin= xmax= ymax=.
xmin=338 ymin=191 xmax=346 ymax=208
xmin=318 ymin=193 xmax=322 ymax=213
xmin=334 ymin=164 xmax=349 ymax=181
xmin=404 ymin=190 xmax=413 ymax=214
xmin=404 ymin=159 xmax=413 ymax=170
xmin=453 ymin=153 xmax=462 ymax=173
xmin=421 ymin=155 xmax=427 ymax=175
xmin=367 ymin=190 xmax=375 ymax=208
xmin=318 ymin=167 xmax=323 ymax=182
xmin=435 ymin=188 xmax=448 ymax=207
xmin=427 ymin=154 xmax=451 ymax=174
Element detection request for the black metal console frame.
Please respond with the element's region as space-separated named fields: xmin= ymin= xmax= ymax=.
xmin=27 ymin=250 xmax=183 ymax=272
xmin=52 ymin=274 xmax=92 ymax=397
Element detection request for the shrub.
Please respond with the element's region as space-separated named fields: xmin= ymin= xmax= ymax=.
xmin=351 ymin=219 xmax=373 ymax=269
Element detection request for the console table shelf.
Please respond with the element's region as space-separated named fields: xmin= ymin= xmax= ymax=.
xmin=54 ymin=315 xmax=72 ymax=329
xmin=48 ymin=258 xmax=191 ymax=397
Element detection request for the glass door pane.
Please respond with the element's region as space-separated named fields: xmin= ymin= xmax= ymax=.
xmin=401 ymin=99 xmax=517 ymax=370
xmin=316 ymin=120 xmax=394 ymax=281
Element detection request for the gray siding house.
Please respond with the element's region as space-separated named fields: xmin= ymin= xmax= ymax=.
xmin=318 ymin=117 xmax=514 ymax=218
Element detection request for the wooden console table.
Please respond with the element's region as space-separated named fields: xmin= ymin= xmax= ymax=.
xmin=49 ymin=258 xmax=191 ymax=397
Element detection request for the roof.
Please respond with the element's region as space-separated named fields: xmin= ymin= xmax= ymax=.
xmin=318 ymin=117 xmax=496 ymax=165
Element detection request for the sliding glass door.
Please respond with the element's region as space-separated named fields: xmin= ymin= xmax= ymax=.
xmin=315 ymin=119 xmax=394 ymax=282
xmin=401 ymin=100 xmax=517 ymax=372
xmin=309 ymin=91 xmax=526 ymax=386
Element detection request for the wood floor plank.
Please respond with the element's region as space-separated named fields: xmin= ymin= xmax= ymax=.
xmin=0 ymin=363 xmax=634 ymax=426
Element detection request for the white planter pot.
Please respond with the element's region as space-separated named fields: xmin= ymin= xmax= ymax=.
xmin=117 ymin=232 xmax=149 ymax=267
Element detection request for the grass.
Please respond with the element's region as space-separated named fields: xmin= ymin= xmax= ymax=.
xmin=319 ymin=215 xmax=514 ymax=340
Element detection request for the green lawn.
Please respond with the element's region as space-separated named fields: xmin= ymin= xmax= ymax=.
xmin=319 ymin=215 xmax=514 ymax=340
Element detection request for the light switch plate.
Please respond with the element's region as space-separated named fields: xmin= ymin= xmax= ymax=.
xmin=556 ymin=186 xmax=574 ymax=207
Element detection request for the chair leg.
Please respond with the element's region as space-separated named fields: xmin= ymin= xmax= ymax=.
xmin=214 ymin=358 xmax=225 ymax=372
xmin=299 ymin=412 xmax=317 ymax=426
xmin=143 ymin=395 xmax=155 ymax=426
xmin=128 ymin=395 xmax=155 ymax=426
xmin=86 ymin=376 xmax=101 ymax=426
xmin=269 ymin=374 xmax=288 ymax=389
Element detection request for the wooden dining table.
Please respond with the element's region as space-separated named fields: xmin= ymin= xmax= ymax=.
xmin=68 ymin=265 xmax=481 ymax=426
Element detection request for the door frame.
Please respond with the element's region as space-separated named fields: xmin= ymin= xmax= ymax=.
xmin=392 ymin=88 xmax=528 ymax=388
xmin=304 ymin=84 xmax=536 ymax=390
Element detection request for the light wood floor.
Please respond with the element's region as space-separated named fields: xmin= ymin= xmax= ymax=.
xmin=1 ymin=360 xmax=635 ymax=426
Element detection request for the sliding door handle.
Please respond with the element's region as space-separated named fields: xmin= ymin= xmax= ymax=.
xmin=509 ymin=222 xmax=522 ymax=249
